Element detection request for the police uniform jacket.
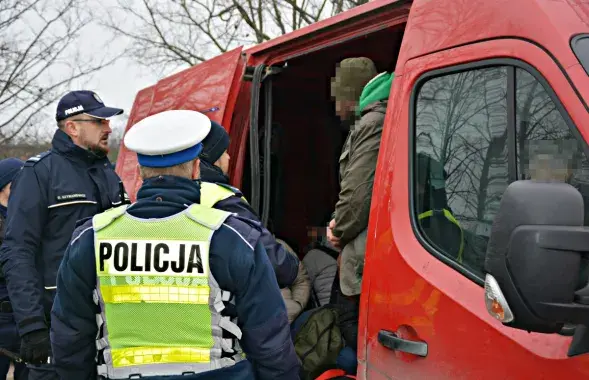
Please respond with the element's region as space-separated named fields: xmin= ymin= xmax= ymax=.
xmin=0 ymin=212 xmax=8 ymax=302
xmin=0 ymin=129 xmax=125 ymax=337
xmin=200 ymin=161 xmax=299 ymax=288
xmin=50 ymin=175 xmax=299 ymax=380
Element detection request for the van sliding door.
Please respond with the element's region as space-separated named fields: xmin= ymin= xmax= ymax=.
xmin=249 ymin=64 xmax=264 ymax=219
xmin=249 ymin=64 xmax=281 ymax=227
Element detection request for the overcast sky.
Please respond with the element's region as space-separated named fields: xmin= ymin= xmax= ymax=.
xmin=88 ymin=0 xmax=159 ymax=131
xmin=40 ymin=0 xmax=164 ymax=136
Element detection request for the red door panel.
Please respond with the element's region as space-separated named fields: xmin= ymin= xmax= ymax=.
xmin=115 ymin=47 xmax=245 ymax=200
xmin=361 ymin=39 xmax=589 ymax=379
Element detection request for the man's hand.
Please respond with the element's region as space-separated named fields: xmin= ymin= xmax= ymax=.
xmin=327 ymin=219 xmax=341 ymax=249
xmin=20 ymin=328 xmax=49 ymax=364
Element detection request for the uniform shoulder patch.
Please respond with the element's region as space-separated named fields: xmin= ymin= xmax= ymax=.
xmin=216 ymin=182 xmax=242 ymax=196
xmin=24 ymin=151 xmax=51 ymax=167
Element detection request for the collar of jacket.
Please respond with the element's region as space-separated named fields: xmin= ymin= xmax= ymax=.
xmin=0 ymin=212 xmax=4 ymax=243
xmin=51 ymin=129 xmax=109 ymax=166
xmin=0 ymin=205 xmax=6 ymax=219
xmin=199 ymin=159 xmax=229 ymax=184
xmin=128 ymin=175 xmax=201 ymax=219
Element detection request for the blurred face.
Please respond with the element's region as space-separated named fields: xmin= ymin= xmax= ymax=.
xmin=0 ymin=182 xmax=11 ymax=207
xmin=63 ymin=115 xmax=112 ymax=155
xmin=215 ymin=151 xmax=230 ymax=175
xmin=528 ymin=154 xmax=573 ymax=182
xmin=335 ymin=99 xmax=356 ymax=120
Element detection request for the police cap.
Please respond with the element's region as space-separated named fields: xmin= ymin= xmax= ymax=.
xmin=123 ymin=110 xmax=211 ymax=168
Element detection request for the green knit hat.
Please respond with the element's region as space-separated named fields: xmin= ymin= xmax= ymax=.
xmin=356 ymin=71 xmax=395 ymax=116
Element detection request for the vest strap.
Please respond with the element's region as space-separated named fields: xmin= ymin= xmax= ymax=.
xmin=219 ymin=317 xmax=242 ymax=340
xmin=200 ymin=182 xmax=237 ymax=208
xmin=96 ymin=337 xmax=108 ymax=350
xmin=93 ymin=205 xmax=128 ymax=231
xmin=185 ymin=203 xmax=230 ymax=230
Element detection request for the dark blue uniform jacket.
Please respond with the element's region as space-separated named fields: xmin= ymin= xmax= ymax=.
xmin=200 ymin=161 xmax=299 ymax=288
xmin=50 ymin=175 xmax=300 ymax=380
xmin=0 ymin=208 xmax=8 ymax=302
xmin=0 ymin=129 xmax=124 ymax=336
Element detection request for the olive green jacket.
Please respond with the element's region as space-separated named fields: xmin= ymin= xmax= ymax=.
xmin=333 ymin=100 xmax=387 ymax=247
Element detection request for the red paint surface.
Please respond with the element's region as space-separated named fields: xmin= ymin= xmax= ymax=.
xmin=115 ymin=47 xmax=244 ymax=201
xmin=361 ymin=0 xmax=589 ymax=376
xmin=118 ymin=0 xmax=589 ymax=377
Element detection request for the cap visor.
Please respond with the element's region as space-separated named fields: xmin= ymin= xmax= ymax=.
xmin=85 ymin=106 xmax=124 ymax=119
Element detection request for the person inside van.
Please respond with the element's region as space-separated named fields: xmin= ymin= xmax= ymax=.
xmin=327 ymin=57 xmax=393 ymax=375
xmin=303 ymin=226 xmax=338 ymax=309
xmin=524 ymin=140 xmax=589 ymax=291
xmin=198 ymin=120 xmax=300 ymax=289
xmin=275 ymin=238 xmax=311 ymax=323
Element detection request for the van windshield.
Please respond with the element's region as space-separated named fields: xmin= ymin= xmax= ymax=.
xmin=572 ymin=35 xmax=589 ymax=76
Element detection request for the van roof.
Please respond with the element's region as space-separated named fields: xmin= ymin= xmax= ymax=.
xmin=244 ymin=0 xmax=407 ymax=56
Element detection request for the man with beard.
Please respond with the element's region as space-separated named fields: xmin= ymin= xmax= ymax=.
xmin=199 ymin=121 xmax=299 ymax=289
xmin=0 ymin=90 xmax=127 ymax=380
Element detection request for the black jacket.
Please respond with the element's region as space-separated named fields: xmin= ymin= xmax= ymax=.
xmin=0 ymin=129 xmax=125 ymax=336
xmin=200 ymin=160 xmax=299 ymax=288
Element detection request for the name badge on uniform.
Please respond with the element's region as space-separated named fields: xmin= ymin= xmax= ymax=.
xmin=97 ymin=239 xmax=208 ymax=277
xmin=56 ymin=193 xmax=87 ymax=201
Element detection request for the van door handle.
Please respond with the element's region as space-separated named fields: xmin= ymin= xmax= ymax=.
xmin=378 ymin=330 xmax=428 ymax=357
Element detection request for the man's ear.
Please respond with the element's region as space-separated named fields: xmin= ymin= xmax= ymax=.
xmin=64 ymin=119 xmax=80 ymax=138
xmin=192 ymin=159 xmax=200 ymax=180
xmin=137 ymin=164 xmax=143 ymax=181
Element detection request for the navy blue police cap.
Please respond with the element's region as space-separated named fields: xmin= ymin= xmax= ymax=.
xmin=56 ymin=90 xmax=123 ymax=122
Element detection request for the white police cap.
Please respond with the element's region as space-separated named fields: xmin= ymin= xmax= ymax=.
xmin=123 ymin=110 xmax=211 ymax=168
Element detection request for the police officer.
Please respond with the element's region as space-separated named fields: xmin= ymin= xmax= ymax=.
xmin=0 ymin=91 xmax=127 ymax=380
xmin=50 ymin=110 xmax=300 ymax=380
xmin=199 ymin=121 xmax=299 ymax=288
xmin=0 ymin=158 xmax=27 ymax=380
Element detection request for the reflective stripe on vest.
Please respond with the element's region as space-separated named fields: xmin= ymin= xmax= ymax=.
xmin=92 ymin=203 xmax=243 ymax=378
xmin=200 ymin=182 xmax=248 ymax=208
xmin=418 ymin=209 xmax=465 ymax=263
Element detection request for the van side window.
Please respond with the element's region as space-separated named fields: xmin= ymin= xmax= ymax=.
xmin=515 ymin=68 xmax=589 ymax=223
xmin=414 ymin=63 xmax=589 ymax=281
xmin=414 ymin=67 xmax=510 ymax=278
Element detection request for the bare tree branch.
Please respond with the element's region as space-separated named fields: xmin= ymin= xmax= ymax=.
xmin=0 ymin=0 xmax=121 ymax=143
xmin=104 ymin=0 xmax=361 ymax=73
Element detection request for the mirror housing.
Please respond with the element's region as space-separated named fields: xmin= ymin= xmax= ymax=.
xmin=485 ymin=181 xmax=589 ymax=344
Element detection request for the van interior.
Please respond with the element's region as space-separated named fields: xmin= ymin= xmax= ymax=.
xmin=239 ymin=23 xmax=406 ymax=256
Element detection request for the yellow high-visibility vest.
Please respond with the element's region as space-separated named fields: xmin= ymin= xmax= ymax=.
xmin=92 ymin=203 xmax=243 ymax=378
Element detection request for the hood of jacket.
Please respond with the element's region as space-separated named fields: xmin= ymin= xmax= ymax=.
xmin=127 ymin=175 xmax=201 ymax=219
xmin=199 ymin=159 xmax=230 ymax=184
xmin=356 ymin=71 xmax=395 ymax=116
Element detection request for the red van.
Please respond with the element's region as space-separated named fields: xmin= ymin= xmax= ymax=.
xmin=117 ymin=0 xmax=589 ymax=378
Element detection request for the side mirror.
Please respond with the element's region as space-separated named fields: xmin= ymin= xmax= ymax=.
xmin=484 ymin=180 xmax=589 ymax=356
